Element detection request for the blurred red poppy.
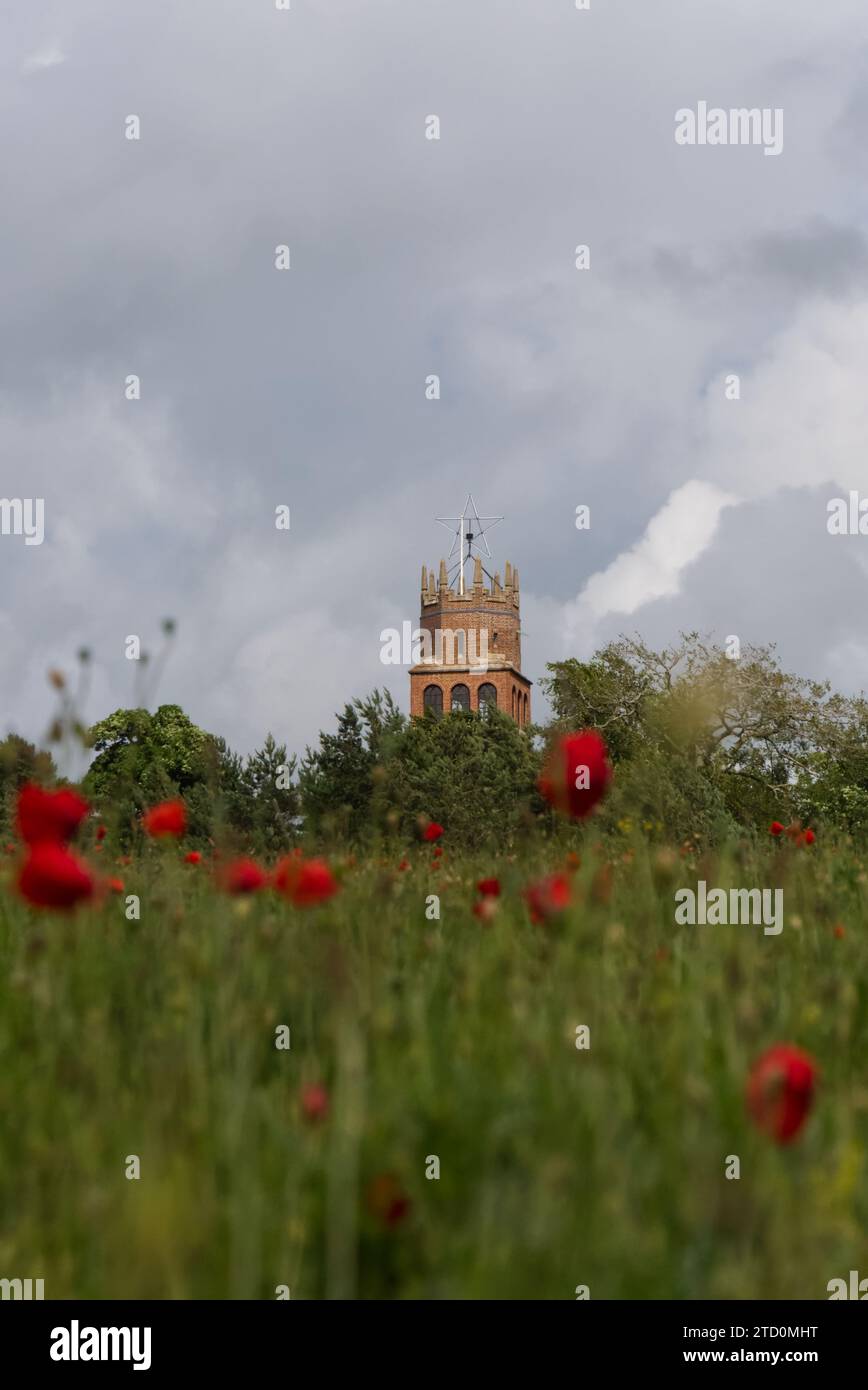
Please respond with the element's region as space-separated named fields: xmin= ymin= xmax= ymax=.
xmin=473 ymin=897 xmax=498 ymax=923
xmin=366 ymin=1173 xmax=411 ymax=1228
xmin=220 ymin=858 xmax=266 ymax=895
xmin=476 ymin=877 xmax=501 ymax=897
xmin=17 ymin=783 xmax=89 ymax=846
xmin=538 ymin=730 xmax=611 ymax=820
xmin=300 ymin=1083 xmax=329 ymax=1122
xmin=523 ymin=872 xmax=572 ymax=924
xmin=746 ymin=1044 xmax=817 ymax=1144
xmin=423 ymin=822 xmax=444 ymax=842
xmin=274 ymin=856 xmax=339 ymax=907
xmin=143 ymin=800 xmax=186 ymax=838
xmin=18 ymin=843 xmax=95 ymax=910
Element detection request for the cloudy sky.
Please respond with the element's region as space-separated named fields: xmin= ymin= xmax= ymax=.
xmin=3 ymin=0 xmax=868 ymax=758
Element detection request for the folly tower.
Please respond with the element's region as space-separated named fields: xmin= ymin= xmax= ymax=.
xmin=409 ymin=496 xmax=532 ymax=725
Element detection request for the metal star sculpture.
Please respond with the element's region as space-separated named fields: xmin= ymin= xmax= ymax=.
xmin=435 ymin=494 xmax=503 ymax=595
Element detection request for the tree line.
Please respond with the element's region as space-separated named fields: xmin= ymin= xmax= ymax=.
xmin=2 ymin=632 xmax=867 ymax=851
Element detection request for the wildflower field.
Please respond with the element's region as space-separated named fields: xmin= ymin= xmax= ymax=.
xmin=1 ymin=794 xmax=865 ymax=1300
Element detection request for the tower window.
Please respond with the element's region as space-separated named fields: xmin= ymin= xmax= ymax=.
xmin=450 ymin=683 xmax=470 ymax=712
xmin=423 ymin=684 xmax=443 ymax=717
xmin=478 ymin=683 xmax=497 ymax=714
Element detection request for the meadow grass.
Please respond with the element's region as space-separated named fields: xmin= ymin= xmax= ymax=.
xmin=1 ymin=835 xmax=867 ymax=1299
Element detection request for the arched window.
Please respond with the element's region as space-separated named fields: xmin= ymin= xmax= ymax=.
xmin=523 ymin=693 xmax=529 ymax=725
xmin=451 ymin=683 xmax=470 ymax=712
xmin=512 ymin=686 xmax=517 ymax=720
xmin=423 ymin=684 xmax=443 ymax=717
xmin=478 ymin=682 xmax=497 ymax=715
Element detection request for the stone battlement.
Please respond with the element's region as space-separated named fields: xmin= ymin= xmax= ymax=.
xmin=421 ymin=554 xmax=520 ymax=608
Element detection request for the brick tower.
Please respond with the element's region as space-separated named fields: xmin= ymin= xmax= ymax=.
xmin=409 ymin=504 xmax=532 ymax=724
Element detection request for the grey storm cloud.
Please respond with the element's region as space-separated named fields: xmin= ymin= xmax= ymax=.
xmin=2 ymin=0 xmax=868 ymax=757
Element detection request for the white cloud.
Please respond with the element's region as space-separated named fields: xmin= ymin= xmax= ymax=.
xmin=21 ymin=46 xmax=66 ymax=75
xmin=563 ymin=480 xmax=737 ymax=647
xmin=701 ymin=300 xmax=868 ymax=502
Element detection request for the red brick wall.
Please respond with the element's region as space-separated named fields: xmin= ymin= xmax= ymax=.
xmin=418 ymin=595 xmax=522 ymax=669
xmin=409 ymin=667 xmax=532 ymax=723
xmin=410 ymin=569 xmax=531 ymax=724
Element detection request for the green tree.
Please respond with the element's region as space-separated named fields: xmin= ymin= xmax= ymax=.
xmin=0 ymin=735 xmax=57 ymax=840
xmin=383 ymin=706 xmax=541 ymax=849
xmin=84 ymin=705 xmax=212 ymax=843
xmin=541 ymin=647 xmax=653 ymax=763
xmin=241 ymin=733 xmax=299 ymax=855
xmin=798 ymin=694 xmax=868 ymax=836
xmin=299 ymin=690 xmax=405 ymax=840
xmin=543 ymin=633 xmax=840 ymax=838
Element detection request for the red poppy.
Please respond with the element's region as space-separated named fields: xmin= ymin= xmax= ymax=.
xmin=803 ymin=829 xmax=816 ymax=846
xmin=473 ymin=897 xmax=498 ymax=923
xmin=274 ymin=856 xmax=340 ymax=907
xmin=106 ymin=877 xmax=125 ymax=894
xmin=17 ymin=782 xmax=89 ymax=846
xmin=143 ymin=800 xmax=186 ymax=838
xmin=220 ymin=857 xmax=267 ymax=895
xmin=398 ymin=858 xmax=410 ymax=871
xmin=834 ymin=924 xmax=845 ymax=939
xmin=746 ymin=1044 xmax=817 ymax=1145
xmin=432 ymin=845 xmax=443 ymax=859
xmin=423 ymin=822 xmax=444 ymax=842
xmin=18 ymin=843 xmax=95 ymax=910
xmin=96 ymin=824 xmax=107 ymax=842
xmin=769 ymin=821 xmax=784 ymax=837
xmin=523 ymin=872 xmax=572 ymax=924
xmin=300 ymin=1083 xmax=329 ymax=1122
xmin=184 ymin=850 xmax=202 ymax=865
xmin=476 ymin=877 xmax=501 ymax=898
xmin=366 ymin=1173 xmax=411 ymax=1228
xmin=538 ymin=730 xmax=612 ymax=820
